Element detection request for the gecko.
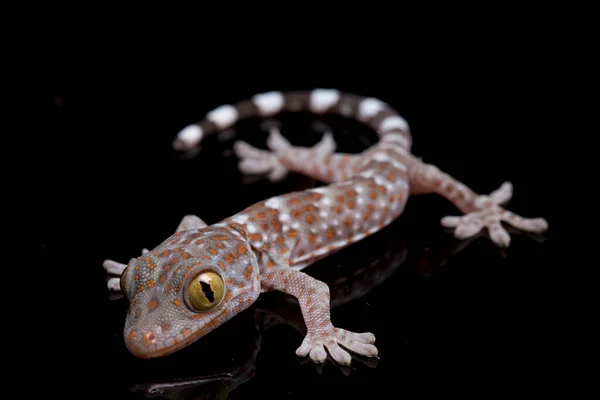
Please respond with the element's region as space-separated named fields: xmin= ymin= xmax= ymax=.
xmin=103 ymin=89 xmax=548 ymax=365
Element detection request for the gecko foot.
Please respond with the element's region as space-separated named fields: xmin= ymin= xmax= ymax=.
xmin=102 ymin=248 xmax=148 ymax=293
xmin=441 ymin=182 xmax=548 ymax=247
xmin=233 ymin=128 xmax=290 ymax=182
xmin=295 ymin=328 xmax=378 ymax=366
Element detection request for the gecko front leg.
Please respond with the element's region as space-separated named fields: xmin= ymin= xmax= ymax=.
xmin=103 ymin=214 xmax=208 ymax=292
xmin=409 ymin=160 xmax=548 ymax=246
xmin=262 ymin=266 xmax=378 ymax=365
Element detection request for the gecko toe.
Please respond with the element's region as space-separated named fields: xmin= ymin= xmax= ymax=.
xmin=326 ymin=342 xmax=352 ymax=365
xmin=309 ymin=344 xmax=328 ymax=363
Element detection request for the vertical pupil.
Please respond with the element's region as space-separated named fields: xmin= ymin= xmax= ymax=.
xmin=200 ymin=281 xmax=215 ymax=302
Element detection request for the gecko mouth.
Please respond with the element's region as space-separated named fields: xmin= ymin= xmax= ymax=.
xmin=124 ymin=309 xmax=228 ymax=359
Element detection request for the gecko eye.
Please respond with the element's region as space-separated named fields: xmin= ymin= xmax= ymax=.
xmin=187 ymin=271 xmax=225 ymax=312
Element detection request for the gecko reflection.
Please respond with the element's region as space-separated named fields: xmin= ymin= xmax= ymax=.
xmin=127 ymin=235 xmax=476 ymax=400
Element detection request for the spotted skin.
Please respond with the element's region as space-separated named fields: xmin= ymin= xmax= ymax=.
xmin=105 ymin=89 xmax=548 ymax=364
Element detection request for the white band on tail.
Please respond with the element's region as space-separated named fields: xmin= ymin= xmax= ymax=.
xmin=207 ymin=104 xmax=238 ymax=129
xmin=309 ymin=89 xmax=340 ymax=113
xmin=358 ymin=98 xmax=386 ymax=121
xmin=253 ymin=91 xmax=285 ymax=116
xmin=176 ymin=124 xmax=204 ymax=146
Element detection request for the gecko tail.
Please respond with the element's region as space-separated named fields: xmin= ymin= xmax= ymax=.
xmin=172 ymin=89 xmax=412 ymax=153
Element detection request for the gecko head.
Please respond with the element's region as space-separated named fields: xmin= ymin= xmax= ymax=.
xmin=119 ymin=246 xmax=259 ymax=358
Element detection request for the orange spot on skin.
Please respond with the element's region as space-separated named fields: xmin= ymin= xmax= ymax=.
xmin=137 ymin=284 xmax=144 ymax=293
xmin=363 ymin=213 xmax=371 ymax=221
xmin=344 ymin=217 xmax=352 ymax=227
xmin=281 ymin=246 xmax=288 ymax=253
xmin=238 ymin=245 xmax=247 ymax=254
xmin=334 ymin=206 xmax=343 ymax=214
xmin=347 ymin=200 xmax=355 ymax=209
xmin=217 ymin=243 xmax=224 ymax=248
xmin=328 ymin=245 xmax=336 ymax=251
xmin=309 ymin=233 xmax=316 ymax=243
xmin=336 ymin=195 xmax=344 ymax=203
xmin=225 ymin=254 xmax=233 ymax=263
xmin=287 ymin=230 xmax=298 ymax=238
xmin=272 ymin=220 xmax=282 ymax=232
xmin=345 ymin=190 xmax=356 ymax=198
xmin=135 ymin=265 xmax=140 ymax=271
xmin=290 ymin=198 xmax=300 ymax=205
xmin=174 ymin=299 xmax=182 ymax=308
xmin=218 ymin=261 xmax=226 ymax=270
xmin=326 ymin=230 xmax=334 ymax=239
xmin=368 ymin=204 xmax=376 ymax=212
xmin=261 ymin=223 xmax=269 ymax=230
xmin=174 ymin=231 xmax=183 ymax=236
xmin=134 ymin=274 xmax=140 ymax=281
xmin=181 ymin=328 xmax=191 ymax=337
xmin=244 ymin=265 xmax=253 ymax=280
xmin=159 ymin=275 xmax=167 ymax=283
xmin=148 ymin=300 xmax=158 ymax=311
xmin=128 ymin=330 xmax=136 ymax=342
xmin=162 ymin=322 xmax=170 ymax=331
xmin=306 ymin=215 xmax=315 ymax=224
xmin=209 ymin=248 xmax=218 ymax=255
xmin=311 ymin=192 xmax=323 ymax=200
xmin=256 ymin=212 xmax=266 ymax=219
xmin=379 ymin=186 xmax=387 ymax=194
xmin=269 ymin=208 xmax=279 ymax=215
xmin=249 ymin=233 xmax=262 ymax=242
xmin=193 ymin=262 xmax=200 ymax=267
xmin=238 ymin=282 xmax=244 ymax=288
xmin=195 ymin=239 xmax=203 ymax=244
xmin=232 ymin=251 xmax=238 ymax=259
xmin=212 ymin=235 xmax=229 ymax=240
xmin=266 ymin=260 xmax=274 ymax=268
xmin=147 ymin=279 xmax=154 ymax=288
xmin=267 ymin=273 xmax=274 ymax=279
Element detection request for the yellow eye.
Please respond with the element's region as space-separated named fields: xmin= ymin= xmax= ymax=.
xmin=187 ymin=271 xmax=225 ymax=311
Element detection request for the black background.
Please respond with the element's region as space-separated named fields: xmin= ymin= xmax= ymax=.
xmin=42 ymin=26 xmax=577 ymax=399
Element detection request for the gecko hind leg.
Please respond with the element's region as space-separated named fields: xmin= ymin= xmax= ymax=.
xmin=410 ymin=162 xmax=548 ymax=247
xmin=233 ymin=127 xmax=336 ymax=182
xmin=441 ymin=185 xmax=548 ymax=247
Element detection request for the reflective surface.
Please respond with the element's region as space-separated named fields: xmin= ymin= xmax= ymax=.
xmin=45 ymin=67 xmax=567 ymax=398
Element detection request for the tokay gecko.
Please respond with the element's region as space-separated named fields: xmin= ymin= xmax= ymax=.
xmin=103 ymin=89 xmax=548 ymax=365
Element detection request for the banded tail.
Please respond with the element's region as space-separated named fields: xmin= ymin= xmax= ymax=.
xmin=172 ymin=89 xmax=412 ymax=152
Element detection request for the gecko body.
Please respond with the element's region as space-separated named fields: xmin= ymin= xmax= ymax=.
xmin=104 ymin=89 xmax=548 ymax=364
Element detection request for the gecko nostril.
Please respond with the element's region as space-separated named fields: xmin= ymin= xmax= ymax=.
xmin=144 ymin=331 xmax=156 ymax=345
